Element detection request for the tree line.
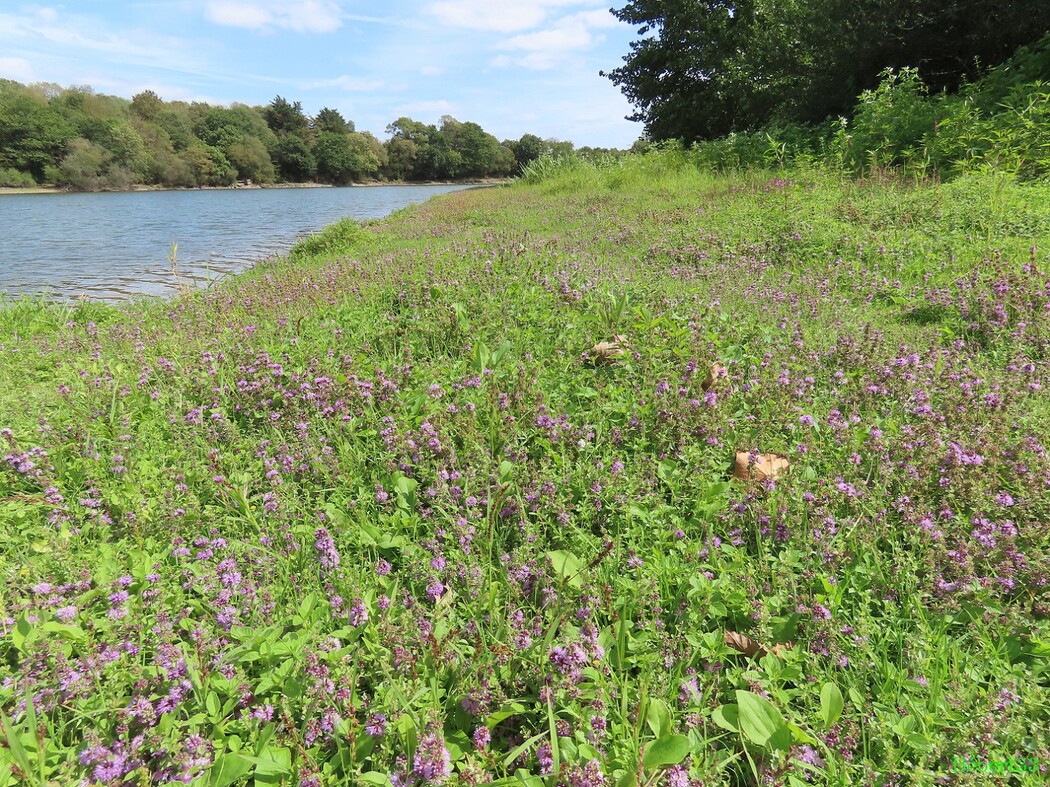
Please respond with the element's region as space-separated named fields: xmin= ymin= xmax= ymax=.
xmin=0 ymin=81 xmax=602 ymax=190
xmin=604 ymin=0 xmax=1050 ymax=144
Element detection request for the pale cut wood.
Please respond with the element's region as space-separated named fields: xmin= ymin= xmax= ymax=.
xmin=701 ymin=363 xmax=726 ymax=392
xmin=732 ymin=451 xmax=789 ymax=482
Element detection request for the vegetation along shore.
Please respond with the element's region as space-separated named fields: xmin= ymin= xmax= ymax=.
xmin=2 ymin=20 xmax=1050 ymax=787
xmin=2 ymin=143 xmax=1049 ymax=784
xmin=0 ymin=81 xmax=617 ymax=192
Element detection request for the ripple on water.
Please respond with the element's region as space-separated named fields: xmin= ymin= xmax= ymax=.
xmin=0 ymin=184 xmax=475 ymax=301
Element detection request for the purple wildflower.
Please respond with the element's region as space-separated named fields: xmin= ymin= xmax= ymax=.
xmin=413 ymin=731 xmax=452 ymax=783
xmin=366 ymin=714 xmax=387 ymax=737
xmin=313 ymin=528 xmax=339 ymax=570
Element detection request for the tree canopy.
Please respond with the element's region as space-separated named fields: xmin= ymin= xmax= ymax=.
xmin=0 ymin=81 xmax=574 ymax=190
xmin=604 ymin=0 xmax=1050 ymax=143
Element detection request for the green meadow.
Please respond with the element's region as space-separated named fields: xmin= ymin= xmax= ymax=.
xmin=2 ymin=154 xmax=1049 ymax=786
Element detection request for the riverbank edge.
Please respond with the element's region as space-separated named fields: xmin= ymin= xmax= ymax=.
xmin=0 ymin=177 xmax=510 ymax=196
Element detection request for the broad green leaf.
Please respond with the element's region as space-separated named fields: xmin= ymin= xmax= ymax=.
xmin=245 ymin=747 xmax=291 ymax=776
xmin=771 ymin=614 xmax=800 ymax=642
xmin=712 ymin=704 xmax=739 ymax=732
xmin=498 ymin=461 xmax=515 ymax=482
xmin=646 ymin=697 xmax=671 ymax=738
xmin=736 ymin=691 xmax=791 ymax=751
xmin=486 ymin=701 xmax=527 ymax=727
xmin=359 ymin=773 xmax=392 ymax=786
xmin=657 ymin=459 xmax=677 ymax=484
xmin=642 ymin=734 xmax=691 ymax=769
xmin=547 ymin=550 xmax=583 ymax=588
xmin=820 ymin=682 xmax=844 ymax=728
xmin=11 ymin=616 xmax=32 ymax=652
xmin=41 ymin=621 xmax=86 ymax=643
xmin=905 ymin=733 xmax=932 ymax=752
xmin=848 ymin=687 xmax=865 ymax=708
xmin=209 ymin=753 xmax=253 ymax=787
xmin=893 ymin=715 xmax=916 ymax=737
xmin=297 ymin=593 xmax=317 ymax=618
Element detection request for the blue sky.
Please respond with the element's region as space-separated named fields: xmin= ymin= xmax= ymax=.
xmin=0 ymin=1 xmax=643 ymax=148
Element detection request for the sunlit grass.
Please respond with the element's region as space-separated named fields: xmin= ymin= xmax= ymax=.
xmin=1 ymin=153 xmax=1048 ymax=786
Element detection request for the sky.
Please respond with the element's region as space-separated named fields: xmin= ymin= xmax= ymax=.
xmin=0 ymin=1 xmax=644 ymax=148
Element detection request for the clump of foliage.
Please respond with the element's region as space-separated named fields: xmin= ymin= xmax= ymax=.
xmin=605 ymin=0 xmax=1050 ymax=145
xmin=618 ymin=33 xmax=1050 ymax=185
xmin=1 ymin=150 xmax=1049 ymax=786
xmin=0 ymin=80 xmax=579 ymax=191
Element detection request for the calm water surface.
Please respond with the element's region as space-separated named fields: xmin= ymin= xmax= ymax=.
xmin=0 ymin=184 xmax=473 ymax=301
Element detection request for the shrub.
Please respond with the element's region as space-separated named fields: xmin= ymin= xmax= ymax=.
xmin=0 ymin=167 xmax=36 ymax=187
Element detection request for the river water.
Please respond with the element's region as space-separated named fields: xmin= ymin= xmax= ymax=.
xmin=0 ymin=184 xmax=474 ymax=301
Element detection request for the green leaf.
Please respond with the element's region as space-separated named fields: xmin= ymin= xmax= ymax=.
xmin=656 ymin=459 xmax=677 ymax=484
xmin=243 ymin=747 xmax=291 ymax=777
xmin=712 ymin=704 xmax=739 ymax=732
xmin=502 ymin=731 xmax=547 ymax=769
xmin=770 ymin=613 xmax=800 ymax=642
xmin=820 ymin=682 xmax=844 ymax=728
xmin=491 ymin=340 xmax=512 ymax=367
xmin=905 ymin=733 xmax=932 ymax=752
xmin=547 ymin=550 xmax=583 ymax=588
xmin=11 ymin=616 xmax=32 ymax=652
xmin=359 ymin=773 xmax=392 ymax=786
xmin=41 ymin=621 xmax=86 ymax=643
xmin=498 ymin=461 xmax=515 ymax=482
xmin=209 ymin=753 xmax=253 ymax=787
xmin=893 ymin=715 xmax=915 ymax=737
xmin=736 ymin=691 xmax=791 ymax=751
xmin=297 ymin=593 xmax=318 ymax=618
xmin=0 ymin=713 xmax=34 ymax=784
xmin=848 ymin=687 xmax=865 ymax=708
xmin=486 ymin=701 xmax=527 ymax=727
xmin=646 ymin=697 xmax=671 ymax=738
xmin=206 ymin=692 xmax=221 ymax=718
xmin=642 ymin=735 xmax=691 ymax=770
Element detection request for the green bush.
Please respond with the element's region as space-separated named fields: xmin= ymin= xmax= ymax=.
xmin=0 ymin=166 xmax=37 ymax=187
xmin=289 ymin=217 xmax=368 ymax=258
xmin=840 ymin=67 xmax=939 ymax=174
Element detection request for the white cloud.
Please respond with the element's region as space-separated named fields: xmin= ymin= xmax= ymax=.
xmin=396 ymin=99 xmax=456 ymax=118
xmin=203 ymin=0 xmax=343 ymax=33
xmin=502 ymin=24 xmax=592 ymax=53
xmin=566 ymin=8 xmax=621 ymax=29
xmin=306 ymin=75 xmax=386 ymax=91
xmin=0 ymin=9 xmax=206 ymax=73
xmin=420 ymin=65 xmax=444 ymax=76
xmin=424 ymin=1 xmax=544 ymax=32
xmin=204 ymin=2 xmax=273 ymax=29
xmin=0 ymin=56 xmax=34 ymax=82
xmin=423 ymin=0 xmax=601 ymax=33
xmin=32 ymin=6 xmax=59 ymax=24
xmin=494 ymin=9 xmax=616 ymax=70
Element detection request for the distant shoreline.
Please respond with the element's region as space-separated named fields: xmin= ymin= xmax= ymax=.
xmin=0 ymin=178 xmax=508 ymax=196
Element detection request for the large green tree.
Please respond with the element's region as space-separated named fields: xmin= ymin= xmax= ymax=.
xmin=314 ymin=131 xmax=381 ymax=183
xmin=313 ymin=107 xmax=354 ymax=134
xmin=265 ymin=96 xmax=310 ymax=138
xmin=604 ymin=0 xmax=1050 ymax=142
xmin=0 ymin=89 xmax=75 ymax=182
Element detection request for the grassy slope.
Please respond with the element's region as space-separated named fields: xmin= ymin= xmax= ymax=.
xmin=1 ymin=158 xmax=1049 ymax=786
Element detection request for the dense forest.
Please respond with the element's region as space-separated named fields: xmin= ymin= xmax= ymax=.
xmin=0 ymin=82 xmax=606 ymax=190
xmin=605 ymin=0 xmax=1050 ymax=145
